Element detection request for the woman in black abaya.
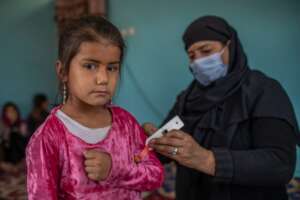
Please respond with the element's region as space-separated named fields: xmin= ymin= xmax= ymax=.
xmin=144 ymin=16 xmax=299 ymax=200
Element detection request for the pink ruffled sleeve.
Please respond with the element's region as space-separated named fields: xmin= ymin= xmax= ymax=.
xmin=104 ymin=113 xmax=164 ymax=191
xmin=26 ymin=124 xmax=60 ymax=200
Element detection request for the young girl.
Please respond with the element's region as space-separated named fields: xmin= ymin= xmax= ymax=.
xmin=26 ymin=16 xmax=164 ymax=200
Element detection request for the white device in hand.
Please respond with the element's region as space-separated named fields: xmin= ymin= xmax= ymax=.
xmin=146 ymin=116 xmax=184 ymax=145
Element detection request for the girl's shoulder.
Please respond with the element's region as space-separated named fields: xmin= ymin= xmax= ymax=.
xmin=27 ymin=107 xmax=64 ymax=146
xmin=110 ymin=105 xmax=140 ymax=130
xmin=110 ymin=105 xmax=139 ymax=125
xmin=110 ymin=105 xmax=145 ymax=140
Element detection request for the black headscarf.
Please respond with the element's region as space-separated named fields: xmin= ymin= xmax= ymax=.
xmin=182 ymin=16 xmax=250 ymax=112
xmin=171 ymin=15 xmax=299 ymax=144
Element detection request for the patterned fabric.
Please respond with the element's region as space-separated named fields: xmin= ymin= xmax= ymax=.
xmin=0 ymin=166 xmax=26 ymax=200
xmin=1 ymin=165 xmax=300 ymax=199
xmin=288 ymin=178 xmax=300 ymax=200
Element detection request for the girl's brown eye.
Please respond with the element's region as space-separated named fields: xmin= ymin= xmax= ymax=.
xmin=107 ymin=64 xmax=120 ymax=72
xmin=83 ymin=63 xmax=97 ymax=70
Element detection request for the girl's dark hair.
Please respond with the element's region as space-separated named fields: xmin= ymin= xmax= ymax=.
xmin=1 ymin=102 xmax=21 ymax=126
xmin=58 ymin=15 xmax=125 ymax=74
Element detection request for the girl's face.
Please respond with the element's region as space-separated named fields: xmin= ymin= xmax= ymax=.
xmin=5 ymin=106 xmax=18 ymax=124
xmin=58 ymin=41 xmax=121 ymax=107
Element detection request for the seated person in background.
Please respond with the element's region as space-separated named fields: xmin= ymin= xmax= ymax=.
xmin=27 ymin=93 xmax=49 ymax=138
xmin=0 ymin=102 xmax=27 ymax=173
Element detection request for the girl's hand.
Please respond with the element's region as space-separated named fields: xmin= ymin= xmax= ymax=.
xmin=148 ymin=130 xmax=216 ymax=176
xmin=142 ymin=122 xmax=158 ymax=136
xmin=84 ymin=149 xmax=112 ymax=181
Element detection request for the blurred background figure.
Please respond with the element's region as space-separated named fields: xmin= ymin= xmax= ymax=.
xmin=0 ymin=102 xmax=27 ymax=173
xmin=26 ymin=93 xmax=49 ymax=138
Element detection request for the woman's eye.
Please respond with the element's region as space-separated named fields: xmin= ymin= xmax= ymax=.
xmin=188 ymin=53 xmax=195 ymax=60
xmin=83 ymin=63 xmax=97 ymax=70
xmin=202 ymin=49 xmax=212 ymax=54
xmin=107 ymin=64 xmax=119 ymax=72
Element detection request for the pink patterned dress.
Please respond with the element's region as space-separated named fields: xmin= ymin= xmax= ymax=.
xmin=26 ymin=106 xmax=164 ymax=200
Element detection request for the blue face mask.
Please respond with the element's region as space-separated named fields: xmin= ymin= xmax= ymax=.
xmin=189 ymin=48 xmax=228 ymax=86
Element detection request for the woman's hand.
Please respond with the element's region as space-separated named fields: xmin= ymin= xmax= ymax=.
xmin=142 ymin=122 xmax=158 ymax=136
xmin=83 ymin=149 xmax=112 ymax=181
xmin=149 ymin=130 xmax=216 ymax=176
